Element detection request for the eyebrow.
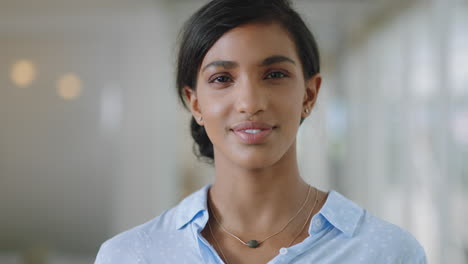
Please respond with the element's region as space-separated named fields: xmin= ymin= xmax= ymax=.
xmin=261 ymin=55 xmax=296 ymax=67
xmin=201 ymin=55 xmax=296 ymax=73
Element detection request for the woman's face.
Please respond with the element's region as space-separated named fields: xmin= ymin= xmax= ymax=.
xmin=185 ymin=22 xmax=321 ymax=170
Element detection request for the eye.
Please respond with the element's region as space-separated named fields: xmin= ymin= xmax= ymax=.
xmin=209 ymin=75 xmax=232 ymax=83
xmin=265 ymin=71 xmax=288 ymax=79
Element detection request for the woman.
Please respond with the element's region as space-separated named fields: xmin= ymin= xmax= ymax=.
xmin=95 ymin=0 xmax=427 ymax=263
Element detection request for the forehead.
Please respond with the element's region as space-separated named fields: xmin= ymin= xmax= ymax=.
xmin=200 ymin=22 xmax=299 ymax=69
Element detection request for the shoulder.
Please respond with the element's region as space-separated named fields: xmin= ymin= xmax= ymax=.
xmin=356 ymin=209 xmax=427 ymax=263
xmin=320 ymin=191 xmax=426 ymax=263
xmin=94 ymin=185 xmax=210 ymax=264
xmin=94 ymin=207 xmax=178 ymax=264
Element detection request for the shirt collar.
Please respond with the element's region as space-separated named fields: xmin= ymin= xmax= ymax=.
xmin=317 ymin=190 xmax=364 ymax=237
xmin=175 ymin=184 xmax=211 ymax=230
xmin=174 ymin=185 xmax=364 ymax=238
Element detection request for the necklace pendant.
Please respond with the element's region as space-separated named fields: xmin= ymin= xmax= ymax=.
xmin=247 ymin=240 xmax=259 ymax=248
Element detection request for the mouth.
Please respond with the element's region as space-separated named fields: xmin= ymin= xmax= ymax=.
xmin=230 ymin=121 xmax=277 ymax=144
xmin=231 ymin=121 xmax=276 ymax=131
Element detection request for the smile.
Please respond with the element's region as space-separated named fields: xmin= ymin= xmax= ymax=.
xmin=232 ymin=128 xmax=274 ymax=144
xmin=242 ymin=129 xmax=262 ymax=134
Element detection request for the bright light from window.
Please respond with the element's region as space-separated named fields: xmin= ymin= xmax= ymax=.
xmin=10 ymin=60 xmax=37 ymax=88
xmin=57 ymin=73 xmax=82 ymax=100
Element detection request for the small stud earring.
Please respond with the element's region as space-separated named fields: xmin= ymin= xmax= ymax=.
xmin=304 ymin=108 xmax=309 ymax=114
xmin=198 ymin=116 xmax=203 ymax=122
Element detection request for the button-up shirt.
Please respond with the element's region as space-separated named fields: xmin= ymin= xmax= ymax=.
xmin=95 ymin=184 xmax=427 ymax=263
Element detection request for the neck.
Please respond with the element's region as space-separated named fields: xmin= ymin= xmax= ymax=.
xmin=208 ymin=143 xmax=310 ymax=237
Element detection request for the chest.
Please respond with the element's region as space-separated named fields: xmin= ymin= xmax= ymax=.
xmin=200 ymin=226 xmax=311 ymax=264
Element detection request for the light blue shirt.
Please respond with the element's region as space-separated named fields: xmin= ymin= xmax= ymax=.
xmin=95 ymin=184 xmax=427 ymax=263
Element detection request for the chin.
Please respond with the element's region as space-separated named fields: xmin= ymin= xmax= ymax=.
xmin=230 ymin=149 xmax=284 ymax=170
xmin=213 ymin=141 xmax=292 ymax=170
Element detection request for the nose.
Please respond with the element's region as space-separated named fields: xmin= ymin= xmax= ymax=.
xmin=234 ymin=77 xmax=268 ymax=117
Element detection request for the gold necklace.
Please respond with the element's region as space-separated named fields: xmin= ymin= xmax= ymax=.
xmin=208 ymin=219 xmax=229 ymax=263
xmin=209 ymin=185 xmax=313 ymax=248
xmin=285 ymin=190 xmax=319 ymax=247
xmin=207 ymin=187 xmax=320 ymax=264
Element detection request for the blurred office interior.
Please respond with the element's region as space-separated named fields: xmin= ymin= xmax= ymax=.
xmin=0 ymin=0 xmax=467 ymax=263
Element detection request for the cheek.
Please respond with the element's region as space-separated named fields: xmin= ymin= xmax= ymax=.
xmin=198 ymin=91 xmax=230 ymax=130
xmin=200 ymin=96 xmax=228 ymax=116
xmin=275 ymin=86 xmax=304 ymax=114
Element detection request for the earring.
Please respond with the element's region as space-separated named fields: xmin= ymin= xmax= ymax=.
xmin=304 ymin=108 xmax=309 ymax=114
xmin=198 ymin=116 xmax=203 ymax=122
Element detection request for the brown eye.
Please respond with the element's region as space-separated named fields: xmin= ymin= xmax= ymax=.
xmin=265 ymin=71 xmax=287 ymax=79
xmin=210 ymin=75 xmax=232 ymax=83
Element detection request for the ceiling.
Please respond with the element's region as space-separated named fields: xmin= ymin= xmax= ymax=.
xmin=0 ymin=0 xmax=405 ymax=60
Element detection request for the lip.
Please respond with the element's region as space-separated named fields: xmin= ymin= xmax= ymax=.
xmin=231 ymin=121 xmax=276 ymax=144
xmin=231 ymin=121 xmax=275 ymax=131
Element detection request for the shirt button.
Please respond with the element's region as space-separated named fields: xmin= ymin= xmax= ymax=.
xmin=279 ymin=248 xmax=288 ymax=255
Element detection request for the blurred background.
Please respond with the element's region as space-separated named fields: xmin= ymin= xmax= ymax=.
xmin=0 ymin=0 xmax=466 ymax=263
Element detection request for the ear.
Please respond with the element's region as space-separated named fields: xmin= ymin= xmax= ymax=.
xmin=183 ymin=86 xmax=204 ymax=126
xmin=302 ymin=73 xmax=322 ymax=117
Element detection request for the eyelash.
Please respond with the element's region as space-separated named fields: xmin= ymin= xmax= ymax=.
xmin=209 ymin=71 xmax=289 ymax=83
